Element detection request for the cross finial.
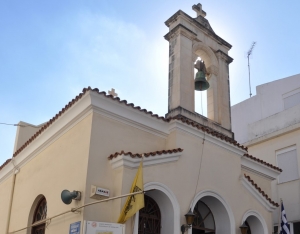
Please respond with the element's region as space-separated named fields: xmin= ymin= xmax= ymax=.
xmin=108 ymin=88 xmax=118 ymax=97
xmin=192 ymin=3 xmax=206 ymax=17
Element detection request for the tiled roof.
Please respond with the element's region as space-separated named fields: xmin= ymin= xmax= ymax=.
xmin=1 ymin=86 xmax=271 ymax=174
xmin=244 ymin=174 xmax=279 ymax=207
xmin=108 ymin=148 xmax=183 ymax=160
xmin=12 ymin=87 xmax=167 ymax=159
xmin=167 ymin=116 xmax=248 ymax=151
xmin=0 ymin=159 xmax=11 ymax=170
xmin=244 ymin=153 xmax=282 ymax=172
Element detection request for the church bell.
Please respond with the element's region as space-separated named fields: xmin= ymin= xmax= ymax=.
xmin=194 ymin=71 xmax=210 ymax=91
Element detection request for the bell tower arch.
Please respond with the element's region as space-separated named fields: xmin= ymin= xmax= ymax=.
xmin=165 ymin=3 xmax=234 ymax=138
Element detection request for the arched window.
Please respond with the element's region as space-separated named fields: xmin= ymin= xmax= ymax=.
xmin=31 ymin=197 xmax=47 ymax=234
xmin=192 ymin=200 xmax=215 ymax=234
xmin=138 ymin=195 xmax=161 ymax=234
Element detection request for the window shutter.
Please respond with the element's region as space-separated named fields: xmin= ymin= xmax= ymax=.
xmin=277 ymin=149 xmax=299 ymax=183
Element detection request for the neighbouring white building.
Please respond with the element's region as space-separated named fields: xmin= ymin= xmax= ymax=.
xmin=232 ymin=74 xmax=300 ymax=233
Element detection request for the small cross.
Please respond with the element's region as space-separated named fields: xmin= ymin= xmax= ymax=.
xmin=108 ymin=88 xmax=118 ymax=97
xmin=192 ymin=3 xmax=206 ymax=17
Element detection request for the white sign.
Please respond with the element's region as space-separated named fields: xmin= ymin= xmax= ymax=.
xmin=85 ymin=221 xmax=124 ymax=234
xmin=96 ymin=187 xmax=110 ymax=197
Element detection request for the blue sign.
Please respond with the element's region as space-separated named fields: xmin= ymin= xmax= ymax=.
xmin=69 ymin=221 xmax=81 ymax=234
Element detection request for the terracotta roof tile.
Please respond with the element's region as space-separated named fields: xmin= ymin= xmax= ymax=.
xmin=244 ymin=174 xmax=279 ymax=207
xmin=0 ymin=87 xmax=252 ymax=172
xmin=244 ymin=153 xmax=282 ymax=172
xmin=108 ymin=148 xmax=183 ymax=160
xmin=167 ymin=116 xmax=248 ymax=151
xmin=0 ymin=159 xmax=11 ymax=170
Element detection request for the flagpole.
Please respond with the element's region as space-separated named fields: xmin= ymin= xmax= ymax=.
xmin=278 ymin=198 xmax=282 ymax=234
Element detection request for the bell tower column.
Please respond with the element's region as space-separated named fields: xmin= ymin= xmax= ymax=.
xmin=216 ymin=50 xmax=233 ymax=130
xmin=165 ymin=25 xmax=197 ymax=113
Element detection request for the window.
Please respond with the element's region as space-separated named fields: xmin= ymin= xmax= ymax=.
xmin=283 ymin=88 xmax=300 ymax=110
xmin=277 ymin=146 xmax=299 ymax=183
xmin=32 ymin=197 xmax=47 ymax=234
xmin=294 ymin=222 xmax=300 ymax=234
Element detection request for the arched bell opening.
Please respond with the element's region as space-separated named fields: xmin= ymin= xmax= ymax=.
xmin=192 ymin=42 xmax=220 ymax=124
xmin=194 ymin=56 xmax=208 ymax=118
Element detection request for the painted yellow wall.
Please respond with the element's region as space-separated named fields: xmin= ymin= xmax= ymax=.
xmin=82 ymin=112 xmax=166 ymax=223
xmin=0 ymin=174 xmax=14 ymax=233
xmin=6 ymin=113 xmax=93 ymax=234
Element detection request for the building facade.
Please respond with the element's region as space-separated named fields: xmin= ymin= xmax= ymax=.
xmin=1 ymin=4 xmax=282 ymax=234
xmin=232 ymin=74 xmax=300 ymax=233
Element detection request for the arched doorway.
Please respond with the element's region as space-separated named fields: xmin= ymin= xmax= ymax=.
xmin=190 ymin=191 xmax=234 ymax=234
xmin=242 ymin=210 xmax=268 ymax=234
xmin=138 ymin=195 xmax=161 ymax=234
xmin=31 ymin=197 xmax=47 ymax=234
xmin=192 ymin=200 xmax=215 ymax=234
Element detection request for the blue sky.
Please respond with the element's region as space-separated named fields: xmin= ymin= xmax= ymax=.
xmin=1 ymin=0 xmax=300 ymax=164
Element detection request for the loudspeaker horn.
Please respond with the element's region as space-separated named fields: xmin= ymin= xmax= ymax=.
xmin=61 ymin=190 xmax=81 ymax=205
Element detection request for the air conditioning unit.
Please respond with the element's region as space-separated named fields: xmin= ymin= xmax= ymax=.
xmin=90 ymin=185 xmax=110 ymax=200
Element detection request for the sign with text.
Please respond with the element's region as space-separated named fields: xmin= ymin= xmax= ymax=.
xmin=85 ymin=221 xmax=124 ymax=234
xmin=70 ymin=221 xmax=81 ymax=234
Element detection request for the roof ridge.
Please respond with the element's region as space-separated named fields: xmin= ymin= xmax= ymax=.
xmin=244 ymin=153 xmax=282 ymax=172
xmin=244 ymin=174 xmax=279 ymax=207
xmin=108 ymin=148 xmax=183 ymax=160
xmin=10 ymin=87 xmax=167 ymax=160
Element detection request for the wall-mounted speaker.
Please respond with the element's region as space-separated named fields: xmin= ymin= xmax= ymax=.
xmin=61 ymin=190 xmax=81 ymax=205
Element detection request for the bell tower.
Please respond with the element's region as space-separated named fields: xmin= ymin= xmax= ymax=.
xmin=165 ymin=3 xmax=234 ymax=138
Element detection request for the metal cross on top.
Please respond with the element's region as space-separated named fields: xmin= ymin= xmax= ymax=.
xmin=192 ymin=3 xmax=207 ymax=17
xmin=108 ymin=88 xmax=118 ymax=97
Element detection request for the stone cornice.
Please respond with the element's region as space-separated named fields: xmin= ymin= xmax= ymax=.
xmin=109 ymin=151 xmax=182 ymax=169
xmin=164 ymin=24 xmax=197 ymax=41
xmin=216 ymin=50 xmax=233 ymax=64
xmin=241 ymin=156 xmax=281 ymax=180
xmin=241 ymin=175 xmax=278 ymax=212
xmin=165 ymin=10 xmax=232 ymax=49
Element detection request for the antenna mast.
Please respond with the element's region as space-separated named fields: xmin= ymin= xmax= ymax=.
xmin=247 ymin=42 xmax=256 ymax=97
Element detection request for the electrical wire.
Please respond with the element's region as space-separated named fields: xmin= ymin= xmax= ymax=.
xmin=8 ymin=191 xmax=144 ymax=234
xmin=192 ymin=91 xmax=206 ymax=205
xmin=0 ymin=122 xmax=39 ymax=127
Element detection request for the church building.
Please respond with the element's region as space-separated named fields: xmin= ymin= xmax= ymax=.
xmin=0 ymin=3 xmax=281 ymax=234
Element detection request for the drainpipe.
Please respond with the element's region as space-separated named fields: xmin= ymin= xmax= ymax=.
xmin=5 ymin=159 xmax=19 ymax=234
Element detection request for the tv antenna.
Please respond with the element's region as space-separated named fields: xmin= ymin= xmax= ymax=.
xmin=247 ymin=42 xmax=256 ymax=97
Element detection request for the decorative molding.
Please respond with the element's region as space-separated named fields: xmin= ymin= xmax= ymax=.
xmin=241 ymin=156 xmax=281 ymax=180
xmin=168 ymin=120 xmax=246 ymax=156
xmin=164 ymin=23 xmax=197 ymax=41
xmin=189 ymin=190 xmax=235 ymax=234
xmin=242 ymin=210 xmax=268 ymax=234
xmin=241 ymin=176 xmax=277 ymax=212
xmin=0 ymin=91 xmax=170 ymax=182
xmin=109 ymin=152 xmax=182 ymax=169
xmin=0 ymin=93 xmax=94 ymax=183
xmin=215 ymin=50 xmax=233 ymax=64
xmin=90 ymin=92 xmax=169 ymax=139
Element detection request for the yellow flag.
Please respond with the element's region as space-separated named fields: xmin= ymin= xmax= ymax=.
xmin=117 ymin=161 xmax=144 ymax=224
